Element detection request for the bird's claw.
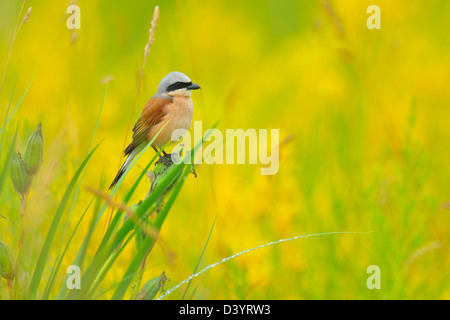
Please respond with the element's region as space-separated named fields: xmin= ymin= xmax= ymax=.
xmin=155 ymin=153 xmax=173 ymax=167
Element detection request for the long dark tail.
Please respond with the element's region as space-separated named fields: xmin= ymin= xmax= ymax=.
xmin=109 ymin=161 xmax=127 ymax=189
xmin=109 ymin=144 xmax=144 ymax=189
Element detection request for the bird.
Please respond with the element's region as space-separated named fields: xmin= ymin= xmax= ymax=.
xmin=109 ymin=71 xmax=201 ymax=189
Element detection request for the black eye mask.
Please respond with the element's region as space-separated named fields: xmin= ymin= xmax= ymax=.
xmin=166 ymin=81 xmax=192 ymax=92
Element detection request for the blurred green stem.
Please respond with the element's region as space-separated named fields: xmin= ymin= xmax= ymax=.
xmin=7 ymin=279 xmax=15 ymax=299
xmin=18 ymin=190 xmax=28 ymax=251
xmin=0 ymin=0 xmax=26 ymax=96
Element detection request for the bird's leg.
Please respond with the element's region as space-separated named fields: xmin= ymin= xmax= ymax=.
xmin=156 ymin=156 xmax=173 ymax=167
xmin=162 ymin=156 xmax=173 ymax=167
xmin=160 ymin=148 xmax=174 ymax=164
xmin=153 ymin=146 xmax=165 ymax=163
xmin=154 ymin=146 xmax=173 ymax=167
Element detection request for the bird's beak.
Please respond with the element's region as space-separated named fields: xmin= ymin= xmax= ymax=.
xmin=187 ymin=82 xmax=201 ymax=90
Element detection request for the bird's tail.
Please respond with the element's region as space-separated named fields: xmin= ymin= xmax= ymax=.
xmin=109 ymin=144 xmax=144 ymax=189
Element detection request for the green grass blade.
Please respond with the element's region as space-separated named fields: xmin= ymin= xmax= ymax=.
xmin=74 ymin=162 xmax=186 ymax=299
xmin=86 ymin=230 xmax=135 ymax=299
xmin=110 ymin=128 xmax=218 ymax=299
xmin=65 ymin=121 xmax=168 ymax=274
xmin=181 ymin=212 xmax=217 ymax=300
xmin=63 ymin=125 xmax=168 ymax=299
xmin=28 ymin=141 xmax=101 ymax=298
xmin=0 ymin=73 xmax=36 ymax=135
xmin=64 ymin=83 xmax=108 ymax=233
xmin=56 ymin=188 xmax=104 ymax=300
xmin=51 ymin=84 xmax=108 ymax=298
xmin=41 ymin=196 xmax=95 ymax=300
xmin=0 ymin=79 xmax=17 ymax=157
xmin=111 ymin=165 xmax=190 ymax=300
xmin=112 ymin=162 xmax=185 ymax=250
xmin=0 ymin=128 xmax=18 ymax=198
xmin=180 ymin=121 xmax=221 ymax=299
xmin=94 ymin=151 xmax=159 ymax=251
xmin=65 ymin=120 xmax=206 ymax=299
xmin=59 ymin=161 xmax=146 ymax=299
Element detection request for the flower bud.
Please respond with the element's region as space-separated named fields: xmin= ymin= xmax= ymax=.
xmin=23 ymin=123 xmax=43 ymax=175
xmin=0 ymin=240 xmax=15 ymax=282
xmin=10 ymin=151 xmax=30 ymax=195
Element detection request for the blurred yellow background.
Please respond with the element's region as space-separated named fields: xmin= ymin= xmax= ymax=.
xmin=1 ymin=0 xmax=450 ymax=299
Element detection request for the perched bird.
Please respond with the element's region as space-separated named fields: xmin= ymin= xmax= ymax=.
xmin=109 ymin=71 xmax=201 ymax=189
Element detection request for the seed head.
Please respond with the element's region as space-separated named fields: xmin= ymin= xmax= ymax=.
xmin=0 ymin=240 xmax=15 ymax=282
xmin=10 ymin=151 xmax=30 ymax=195
xmin=144 ymin=6 xmax=159 ymax=58
xmin=22 ymin=7 xmax=32 ymax=24
xmin=23 ymin=123 xmax=43 ymax=175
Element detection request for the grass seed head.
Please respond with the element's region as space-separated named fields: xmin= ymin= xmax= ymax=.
xmin=0 ymin=240 xmax=15 ymax=282
xmin=22 ymin=7 xmax=32 ymax=24
xmin=144 ymin=5 xmax=159 ymax=58
xmin=23 ymin=123 xmax=43 ymax=175
xmin=10 ymin=151 xmax=30 ymax=195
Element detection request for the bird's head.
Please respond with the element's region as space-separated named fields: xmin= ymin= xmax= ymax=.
xmin=157 ymin=71 xmax=201 ymax=97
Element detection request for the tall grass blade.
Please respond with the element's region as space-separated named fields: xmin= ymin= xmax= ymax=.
xmin=111 ymin=165 xmax=190 ymax=300
xmin=52 ymin=83 xmax=109 ymax=295
xmin=113 ymin=129 xmax=214 ymax=299
xmin=0 ymin=73 xmax=36 ymax=135
xmin=181 ymin=212 xmax=217 ymax=300
xmin=65 ymin=83 xmax=108 ymax=231
xmin=73 ymin=161 xmax=185 ymax=299
xmin=0 ymin=128 xmax=18 ymax=198
xmin=64 ymin=124 xmax=168 ymax=299
xmin=0 ymin=80 xmax=17 ymax=157
xmin=110 ymin=126 xmax=218 ymax=298
xmin=28 ymin=141 xmax=101 ymax=298
xmin=41 ymin=196 xmax=95 ymax=300
xmin=86 ymin=230 xmax=135 ymax=299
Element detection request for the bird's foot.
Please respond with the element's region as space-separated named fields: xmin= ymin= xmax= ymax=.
xmin=156 ymin=153 xmax=173 ymax=167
